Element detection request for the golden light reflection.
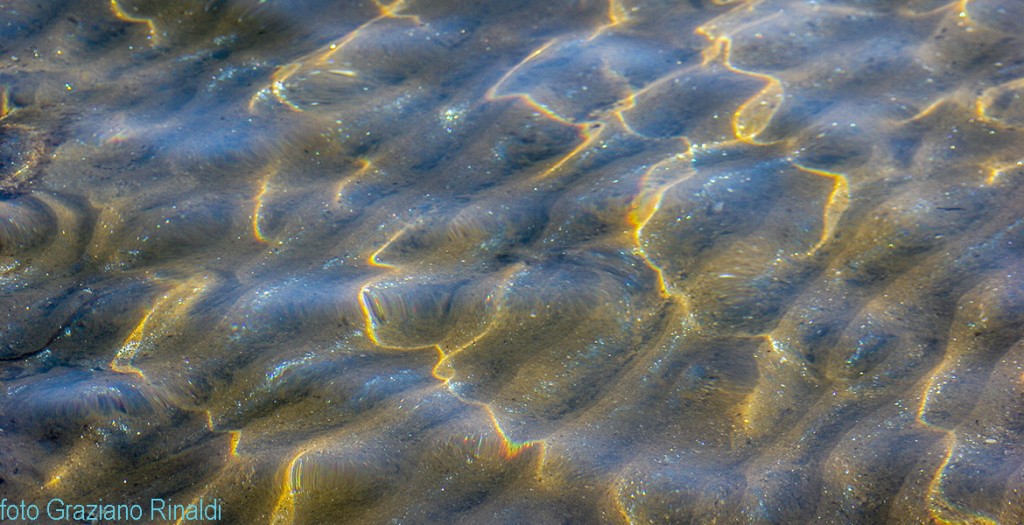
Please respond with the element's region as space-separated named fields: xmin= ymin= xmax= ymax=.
xmin=481 ymin=404 xmax=547 ymax=461
xmin=252 ymin=163 xmax=279 ymax=244
xmin=613 ymin=501 xmax=632 ymax=524
xmin=357 ymin=284 xmax=382 ymax=347
xmin=585 ymin=0 xmax=631 ymax=42
xmin=531 ymin=123 xmax=603 ymax=181
xmin=609 ymin=90 xmax=641 ymax=137
xmin=483 ymin=38 xmax=601 ymax=170
xmin=604 ymin=64 xmax=691 ymax=140
xmin=41 ymin=438 xmax=96 ymax=490
xmin=792 ymin=163 xmax=850 ymax=256
xmin=110 ymin=276 xmax=210 ymax=379
xmin=732 ymin=332 xmax=818 ymax=445
xmin=731 ymin=79 xmax=784 ymax=143
xmin=355 ymin=224 xmax=426 ymax=346
xmin=247 ymin=58 xmax=309 ymax=113
xmin=204 ymin=410 xmax=242 ymax=458
xmin=899 ymin=97 xmax=955 ymax=124
xmin=312 ymin=1 xmax=422 ymax=68
xmin=269 ymin=63 xmax=303 ymax=113
xmin=739 ymin=333 xmax=777 ymax=431
xmin=109 ymin=0 xmax=159 ymax=45
xmin=693 ymin=2 xmax=796 ymax=145
xmin=897 ymin=0 xmax=967 ymax=18
xmin=427 ymin=263 xmax=523 ymax=377
xmin=162 ymin=411 xmax=242 ymax=525
xmin=605 ymin=0 xmax=630 ymax=27
xmin=357 ymin=283 xmax=387 ymax=346
xmin=974 ymin=78 xmax=1024 ymax=126
xmin=248 ymin=0 xmax=422 ymax=114
xmin=267 ymin=301 xmax=544 ymax=525
xmin=915 ymin=362 xmax=999 ymax=524
xmin=954 ymin=0 xmax=976 ymax=26
xmin=0 ymin=86 xmax=10 ymax=119
xmin=355 ymin=255 xmax=544 ymax=467
xmin=110 ymin=307 xmax=158 ymax=379
xmin=626 ymin=145 xmax=694 ymax=304
xmin=14 ymin=0 xmax=1017 ymax=520
xmin=982 ymin=160 xmax=1023 ymax=185
xmin=335 ymin=157 xmax=373 ymax=202
xmin=366 ymin=225 xmax=409 ymax=269
xmin=484 ymin=39 xmax=558 ymax=103
xmin=428 ymin=265 xmax=547 ymax=465
xmin=0 ymin=123 xmax=43 ymax=183
xmin=269 ymin=445 xmax=315 ymax=525
xmin=695 ymin=25 xmax=785 ymax=145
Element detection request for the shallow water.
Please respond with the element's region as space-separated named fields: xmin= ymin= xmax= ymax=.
xmin=2 ymin=0 xmax=1024 ymax=523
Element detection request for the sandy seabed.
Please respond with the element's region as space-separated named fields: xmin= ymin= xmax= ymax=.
xmin=2 ymin=0 xmax=1024 ymax=523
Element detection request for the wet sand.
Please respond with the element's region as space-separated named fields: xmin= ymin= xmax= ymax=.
xmin=2 ymin=0 xmax=1024 ymax=523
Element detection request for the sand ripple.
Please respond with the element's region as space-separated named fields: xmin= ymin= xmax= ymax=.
xmin=2 ymin=0 xmax=1024 ymax=523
